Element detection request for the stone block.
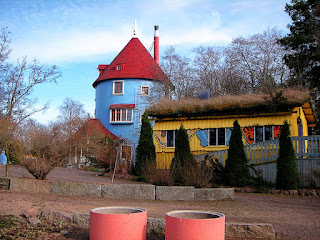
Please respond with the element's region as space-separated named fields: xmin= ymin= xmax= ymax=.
xmin=40 ymin=210 xmax=72 ymax=223
xmin=195 ymin=188 xmax=234 ymax=201
xmin=226 ymin=223 xmax=275 ymax=239
xmin=101 ymin=184 xmax=155 ymax=200
xmin=0 ymin=177 xmax=10 ymax=190
xmin=156 ymin=186 xmax=195 ymax=201
xmin=10 ymin=177 xmax=50 ymax=194
xmin=50 ymin=181 xmax=101 ymax=197
xmin=147 ymin=217 xmax=165 ymax=234
xmin=73 ymin=213 xmax=90 ymax=229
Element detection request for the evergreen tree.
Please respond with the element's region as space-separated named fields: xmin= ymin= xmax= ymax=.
xmin=279 ymin=0 xmax=320 ymax=89
xmin=225 ymin=120 xmax=250 ymax=187
xmin=170 ymin=125 xmax=194 ymax=185
xmin=276 ymin=121 xmax=299 ymax=189
xmin=134 ymin=112 xmax=156 ymax=176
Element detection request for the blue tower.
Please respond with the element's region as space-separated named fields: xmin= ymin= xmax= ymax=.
xmin=93 ymin=26 xmax=169 ymax=164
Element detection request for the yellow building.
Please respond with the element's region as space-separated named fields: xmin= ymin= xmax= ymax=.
xmin=148 ymin=89 xmax=316 ymax=169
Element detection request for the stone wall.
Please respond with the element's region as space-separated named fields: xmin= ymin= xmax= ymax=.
xmin=2 ymin=177 xmax=234 ymax=201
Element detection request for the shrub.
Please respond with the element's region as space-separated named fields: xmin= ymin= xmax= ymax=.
xmin=276 ymin=121 xmax=299 ymax=189
xmin=134 ymin=112 xmax=156 ymax=177
xmin=225 ymin=120 xmax=251 ymax=187
xmin=182 ymin=161 xmax=212 ymax=188
xmin=209 ymin=157 xmax=227 ymax=187
xmin=170 ymin=125 xmax=195 ymax=185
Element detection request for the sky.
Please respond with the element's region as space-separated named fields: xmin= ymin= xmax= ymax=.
xmin=0 ymin=0 xmax=292 ymax=124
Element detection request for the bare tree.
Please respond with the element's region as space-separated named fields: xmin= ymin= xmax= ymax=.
xmin=227 ymin=28 xmax=289 ymax=93
xmin=57 ymin=98 xmax=88 ymax=139
xmin=161 ymin=47 xmax=198 ymax=99
xmin=0 ymin=28 xmax=61 ymax=176
xmin=193 ymin=46 xmax=224 ymax=97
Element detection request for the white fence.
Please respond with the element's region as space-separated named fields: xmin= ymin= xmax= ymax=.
xmin=195 ymin=136 xmax=320 ymax=187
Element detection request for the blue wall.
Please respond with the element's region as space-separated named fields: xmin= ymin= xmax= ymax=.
xmin=95 ymin=78 xmax=154 ymax=162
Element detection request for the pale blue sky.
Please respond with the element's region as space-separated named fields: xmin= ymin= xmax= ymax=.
xmin=0 ymin=0 xmax=291 ymax=124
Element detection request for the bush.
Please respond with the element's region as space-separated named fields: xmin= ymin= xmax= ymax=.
xmin=209 ymin=157 xmax=227 ymax=187
xmin=276 ymin=121 xmax=299 ymax=189
xmin=170 ymin=125 xmax=195 ymax=185
xmin=225 ymin=120 xmax=251 ymax=187
xmin=134 ymin=112 xmax=156 ymax=177
xmin=182 ymin=161 xmax=212 ymax=188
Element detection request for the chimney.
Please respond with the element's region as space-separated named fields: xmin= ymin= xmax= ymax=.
xmin=154 ymin=25 xmax=159 ymax=64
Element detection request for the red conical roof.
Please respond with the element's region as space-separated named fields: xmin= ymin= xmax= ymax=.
xmin=93 ymin=38 xmax=169 ymax=87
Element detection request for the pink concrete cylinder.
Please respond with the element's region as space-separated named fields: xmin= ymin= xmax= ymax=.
xmin=165 ymin=210 xmax=225 ymax=240
xmin=90 ymin=206 xmax=147 ymax=240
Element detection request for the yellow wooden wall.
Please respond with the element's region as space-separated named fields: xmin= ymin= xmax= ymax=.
xmin=153 ymin=107 xmax=309 ymax=169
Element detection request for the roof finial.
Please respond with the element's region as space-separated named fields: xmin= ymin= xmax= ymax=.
xmin=133 ymin=19 xmax=138 ymax=38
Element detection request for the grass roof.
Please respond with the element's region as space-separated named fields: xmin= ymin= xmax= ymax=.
xmin=147 ymin=88 xmax=311 ymax=118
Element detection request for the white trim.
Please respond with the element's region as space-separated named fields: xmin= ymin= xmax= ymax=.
xmin=112 ymin=80 xmax=124 ymax=95
xmin=140 ymin=85 xmax=150 ymax=95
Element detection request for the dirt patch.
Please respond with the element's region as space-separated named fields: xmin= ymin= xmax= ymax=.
xmin=1 ymin=166 xmax=320 ymax=239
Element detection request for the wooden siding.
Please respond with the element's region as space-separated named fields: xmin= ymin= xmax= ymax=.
xmin=154 ymin=107 xmax=309 ymax=169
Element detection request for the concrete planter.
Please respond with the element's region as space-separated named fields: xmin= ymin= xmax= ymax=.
xmin=90 ymin=206 xmax=147 ymax=240
xmin=165 ymin=210 xmax=225 ymax=240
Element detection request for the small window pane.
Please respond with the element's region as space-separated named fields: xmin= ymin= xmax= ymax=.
xmin=116 ymin=109 xmax=121 ymax=121
xmin=111 ymin=109 xmax=115 ymax=121
xmin=167 ymin=130 xmax=175 ymax=147
xmin=217 ymin=128 xmax=226 ymax=145
xmin=255 ymin=127 xmax=263 ymax=143
xmin=121 ymin=109 xmax=127 ymax=121
xmin=265 ymin=126 xmax=272 ymax=141
xmin=127 ymin=109 xmax=132 ymax=121
xmin=209 ymin=129 xmax=216 ymax=146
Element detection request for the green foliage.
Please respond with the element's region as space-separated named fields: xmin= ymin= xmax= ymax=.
xmin=7 ymin=140 xmax=22 ymax=165
xmin=209 ymin=157 xmax=227 ymax=187
xmin=279 ymin=0 xmax=320 ymax=89
xmin=276 ymin=121 xmax=299 ymax=189
xmin=134 ymin=112 xmax=156 ymax=177
xmin=225 ymin=120 xmax=251 ymax=187
xmin=170 ymin=125 xmax=195 ymax=185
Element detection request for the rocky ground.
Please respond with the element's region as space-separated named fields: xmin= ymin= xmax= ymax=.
xmin=0 ymin=166 xmax=320 ymax=239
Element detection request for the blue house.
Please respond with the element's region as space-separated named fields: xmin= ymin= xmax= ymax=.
xmin=92 ymin=26 xmax=170 ymax=165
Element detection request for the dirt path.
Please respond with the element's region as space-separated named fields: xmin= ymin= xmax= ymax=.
xmin=1 ymin=166 xmax=320 ymax=239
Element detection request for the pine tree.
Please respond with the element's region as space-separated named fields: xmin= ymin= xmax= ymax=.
xmin=225 ymin=120 xmax=250 ymax=187
xmin=170 ymin=125 xmax=194 ymax=185
xmin=134 ymin=112 xmax=156 ymax=177
xmin=279 ymin=0 xmax=320 ymax=89
xmin=276 ymin=121 xmax=299 ymax=189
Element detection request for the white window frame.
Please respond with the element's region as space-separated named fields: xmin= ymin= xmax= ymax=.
xmin=113 ymin=80 xmax=124 ymax=95
xmin=140 ymin=86 xmax=150 ymax=95
xmin=110 ymin=108 xmax=133 ymax=122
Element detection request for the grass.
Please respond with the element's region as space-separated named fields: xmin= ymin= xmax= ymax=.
xmin=147 ymin=88 xmax=310 ymax=117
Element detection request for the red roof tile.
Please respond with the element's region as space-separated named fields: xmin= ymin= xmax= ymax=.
xmin=93 ymin=38 xmax=169 ymax=87
xmin=109 ymin=104 xmax=135 ymax=109
xmin=86 ymin=119 xmax=119 ymax=140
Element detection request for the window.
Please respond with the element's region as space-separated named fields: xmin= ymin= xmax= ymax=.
xmin=115 ymin=63 xmax=126 ymax=71
xmin=209 ymin=128 xmax=226 ymax=146
xmin=255 ymin=126 xmax=274 ymax=143
xmin=116 ymin=65 xmax=123 ymax=71
xmin=167 ymin=130 xmax=176 ymax=147
xmin=113 ymin=81 xmax=124 ymax=95
xmin=243 ymin=125 xmax=281 ymax=144
xmin=110 ymin=108 xmax=132 ymax=122
xmin=141 ymin=86 xmax=150 ymax=95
